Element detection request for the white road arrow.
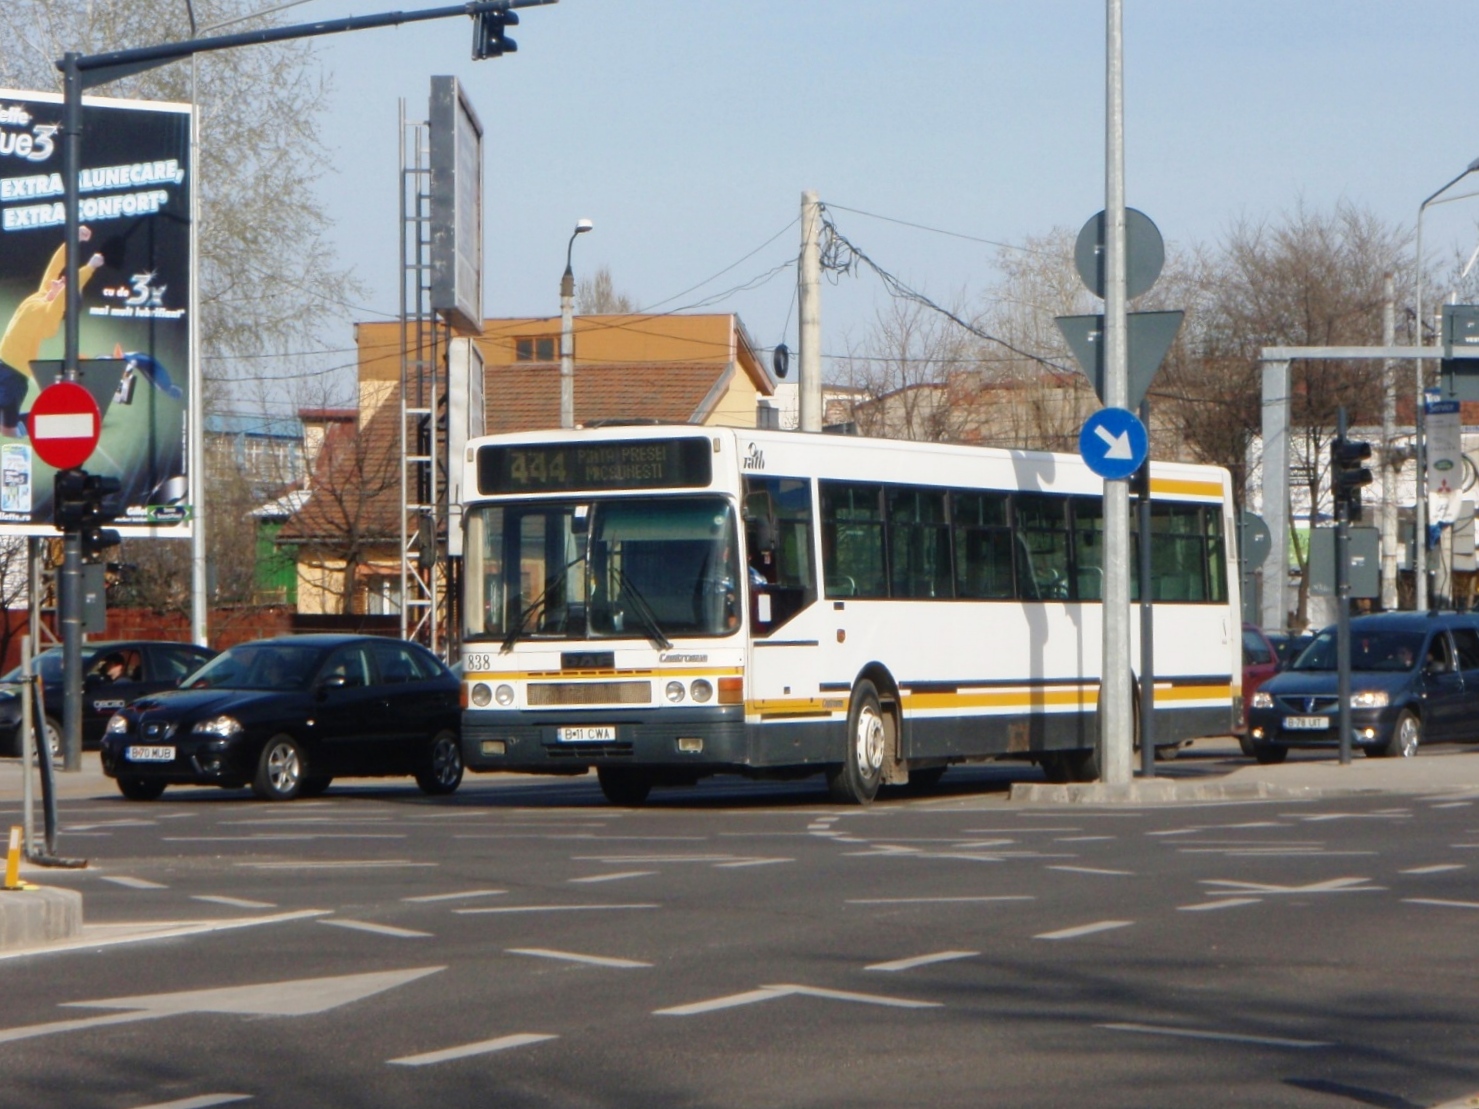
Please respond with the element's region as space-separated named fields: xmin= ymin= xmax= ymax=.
xmin=1200 ymin=877 xmax=1383 ymax=895
xmin=655 ymin=982 xmax=940 ymax=1017
xmin=1094 ymin=425 xmax=1133 ymax=459
xmin=0 ymin=966 xmax=445 ymax=1046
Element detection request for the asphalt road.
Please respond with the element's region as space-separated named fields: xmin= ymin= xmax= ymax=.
xmin=3 ymin=752 xmax=1479 ymax=1109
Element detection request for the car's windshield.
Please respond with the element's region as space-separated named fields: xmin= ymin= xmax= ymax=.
xmin=184 ymin=644 xmax=321 ymax=691
xmin=1292 ymin=629 xmax=1426 ymax=672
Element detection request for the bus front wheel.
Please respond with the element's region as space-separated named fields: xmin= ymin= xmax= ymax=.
xmin=598 ymin=766 xmax=653 ymax=806
xmin=827 ymin=681 xmax=886 ymax=805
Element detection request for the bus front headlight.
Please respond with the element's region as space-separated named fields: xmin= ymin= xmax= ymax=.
xmin=495 ymin=684 xmax=515 ymax=707
xmin=665 ymin=680 xmax=686 ymax=703
xmin=470 ymin=683 xmax=492 ymax=707
xmin=690 ymin=679 xmax=713 ymax=703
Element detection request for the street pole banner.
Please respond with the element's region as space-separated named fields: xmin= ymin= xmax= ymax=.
xmin=1425 ymin=391 xmax=1463 ymax=525
xmin=0 ymin=88 xmax=191 ymax=536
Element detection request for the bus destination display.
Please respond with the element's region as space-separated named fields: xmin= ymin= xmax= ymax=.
xmin=478 ymin=438 xmax=712 ymax=494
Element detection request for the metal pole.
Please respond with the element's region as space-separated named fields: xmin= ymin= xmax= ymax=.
xmin=1416 ymin=205 xmax=1429 ymax=613
xmin=189 ymin=57 xmax=208 ymax=646
xmin=1335 ymin=408 xmax=1352 ymax=765
xmin=1260 ymin=359 xmax=1292 ymax=632
xmin=60 ymin=54 xmax=83 ymax=773
xmin=1380 ymin=274 xmax=1397 ymax=610
xmin=1137 ymin=401 xmax=1154 ymax=779
xmin=1099 ymin=0 xmax=1132 ymax=785
xmin=798 ymin=190 xmax=822 ymax=434
xmin=559 ymin=257 xmax=575 ymax=429
xmin=20 ymin=637 xmax=34 ymax=859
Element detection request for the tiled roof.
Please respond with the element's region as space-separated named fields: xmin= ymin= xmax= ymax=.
xmin=277 ymin=412 xmax=401 ymax=543
xmin=483 ymin=361 xmax=732 ymax=433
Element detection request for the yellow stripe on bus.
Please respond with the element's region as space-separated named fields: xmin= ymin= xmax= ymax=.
xmin=1149 ymin=477 xmax=1224 ymax=499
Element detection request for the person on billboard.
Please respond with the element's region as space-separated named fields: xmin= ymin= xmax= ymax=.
xmin=0 ymin=226 xmax=105 ymax=438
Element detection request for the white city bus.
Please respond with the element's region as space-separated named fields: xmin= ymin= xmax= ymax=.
xmin=459 ymin=424 xmax=1240 ymax=805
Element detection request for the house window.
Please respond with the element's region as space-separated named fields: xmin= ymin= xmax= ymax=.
xmin=364 ymin=575 xmax=403 ymax=615
xmin=515 ymin=336 xmax=557 ymax=362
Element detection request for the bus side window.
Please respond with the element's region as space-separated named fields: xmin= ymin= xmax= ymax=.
xmin=745 ymin=475 xmax=818 ymax=632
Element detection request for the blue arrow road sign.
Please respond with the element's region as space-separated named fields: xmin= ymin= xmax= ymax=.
xmin=1079 ymin=407 xmax=1148 ymax=480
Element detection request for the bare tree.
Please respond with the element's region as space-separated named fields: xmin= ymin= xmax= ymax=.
xmin=577 ymin=266 xmax=636 ymax=315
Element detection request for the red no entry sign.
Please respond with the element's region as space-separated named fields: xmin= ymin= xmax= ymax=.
xmin=29 ymin=381 xmax=101 ymax=470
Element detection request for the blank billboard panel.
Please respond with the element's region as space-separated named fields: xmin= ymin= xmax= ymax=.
xmin=429 ymin=76 xmax=483 ymax=334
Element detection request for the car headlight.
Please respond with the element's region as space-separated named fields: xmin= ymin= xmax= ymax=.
xmin=1250 ymin=691 xmax=1274 ymax=709
xmin=1350 ymin=690 xmax=1389 ymax=708
xmin=192 ymin=715 xmax=242 ymax=738
xmin=105 ymin=714 xmax=128 ymax=735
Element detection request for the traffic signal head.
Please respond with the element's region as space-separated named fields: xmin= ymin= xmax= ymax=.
xmin=52 ymin=468 xmax=89 ymax=531
xmin=83 ymin=472 xmax=123 ymax=526
xmin=81 ymin=526 xmax=120 ymax=566
xmin=473 ymin=6 xmax=518 ymax=59
xmin=1331 ymin=435 xmax=1373 ymax=521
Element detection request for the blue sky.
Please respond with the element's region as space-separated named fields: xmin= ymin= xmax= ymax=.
xmin=291 ymin=0 xmax=1479 ymax=384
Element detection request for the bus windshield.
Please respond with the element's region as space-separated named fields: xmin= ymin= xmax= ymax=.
xmin=464 ymin=496 xmax=741 ymax=643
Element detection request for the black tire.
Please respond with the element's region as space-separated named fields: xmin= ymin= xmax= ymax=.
xmin=598 ymin=766 xmax=652 ymax=806
xmin=1379 ymin=710 xmax=1421 ymax=759
xmin=1063 ymin=748 xmax=1100 ymax=782
xmin=826 ymin=680 xmax=887 ymax=805
xmin=117 ymin=777 xmax=166 ymax=801
xmin=906 ymin=765 xmax=948 ymax=791
xmin=252 ymin=734 xmax=305 ymax=801
xmin=1238 ymin=733 xmax=1256 ymax=758
xmin=1252 ymin=742 xmax=1288 ymax=765
xmin=1040 ymin=753 xmax=1071 ymax=783
xmin=299 ymin=776 xmax=333 ymax=798
xmin=416 ymin=731 xmax=463 ymax=796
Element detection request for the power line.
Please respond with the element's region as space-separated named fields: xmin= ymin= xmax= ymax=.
xmin=824 ymin=203 xmax=1049 ymax=255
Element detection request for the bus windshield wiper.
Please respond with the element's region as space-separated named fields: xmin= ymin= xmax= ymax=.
xmin=609 ymin=565 xmax=673 ymax=651
xmin=500 ymin=556 xmax=585 ymax=652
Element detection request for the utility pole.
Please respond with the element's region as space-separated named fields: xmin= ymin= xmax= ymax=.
xmin=1380 ymin=274 xmax=1397 ymax=610
xmin=1099 ymin=0 xmax=1133 ymax=785
xmin=798 ymin=190 xmax=822 ymax=434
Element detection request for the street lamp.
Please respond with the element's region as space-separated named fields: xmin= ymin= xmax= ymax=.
xmin=559 ymin=218 xmax=594 ymax=429
xmin=1414 ymin=156 xmax=1479 ymax=612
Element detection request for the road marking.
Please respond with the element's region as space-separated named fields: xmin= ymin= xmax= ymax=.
xmin=120 ymin=1095 xmax=251 ymax=1109
xmin=714 ymin=858 xmax=793 ymax=869
xmin=1429 ymin=800 xmax=1472 ymax=808
xmin=235 ymin=860 xmax=437 ymax=870
xmin=101 ymin=875 xmax=166 ymax=889
xmin=866 ymin=950 xmax=978 ymax=972
xmin=1404 ymin=898 xmax=1479 ymax=910
xmin=192 ymin=895 xmax=276 ymax=910
xmin=455 ymin=904 xmax=659 ymax=915
xmin=655 ymin=983 xmax=939 ymax=1017
xmin=569 ymin=871 xmax=656 ymax=883
xmin=1201 ymin=877 xmax=1383 ymax=895
xmin=165 ymin=835 xmax=408 ymax=843
xmin=1046 ymin=865 xmax=1134 ymax=876
xmin=570 ymin=854 xmax=746 ymax=864
xmin=1097 ymin=1022 xmax=1331 ymax=1048
xmin=960 ymin=827 xmax=1082 ymax=833
xmin=401 ymin=889 xmax=504 ymax=903
xmin=1035 ymin=920 xmax=1133 ymax=940
xmin=388 ymin=1033 xmax=557 ymax=1066
xmin=507 ymin=948 xmax=651 ymax=968
xmin=1055 ymin=835 xmax=1114 ymax=842
xmin=847 ymin=895 xmax=1034 ymax=905
xmin=0 ymin=967 xmax=443 ymax=1044
xmin=319 ymin=919 xmax=431 ymax=939
xmin=1178 ymin=898 xmax=1263 ymax=912
xmin=0 ymin=910 xmax=331 ymax=962
xmin=1401 ymin=864 xmax=1465 ymax=875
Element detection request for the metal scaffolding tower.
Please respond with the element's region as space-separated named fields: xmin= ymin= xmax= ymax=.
xmin=398 ymin=103 xmax=448 ymax=653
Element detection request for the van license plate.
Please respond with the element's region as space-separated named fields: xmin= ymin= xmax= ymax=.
xmin=126 ymin=745 xmax=175 ymax=761
xmin=1284 ymin=716 xmax=1329 ymax=731
xmin=556 ymin=726 xmax=616 ymax=743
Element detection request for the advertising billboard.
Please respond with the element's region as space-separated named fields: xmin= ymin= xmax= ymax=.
xmin=0 ymin=88 xmax=192 ymax=536
xmin=429 ymin=75 xmax=483 ymax=335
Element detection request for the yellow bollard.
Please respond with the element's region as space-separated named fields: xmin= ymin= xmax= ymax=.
xmin=3 ymin=825 xmax=24 ymax=891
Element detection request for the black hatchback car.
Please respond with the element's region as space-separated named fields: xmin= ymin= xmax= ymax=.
xmin=99 ymin=634 xmax=462 ymax=801
xmin=0 ymin=640 xmax=218 ymax=757
xmin=1246 ymin=612 xmax=1479 ymax=763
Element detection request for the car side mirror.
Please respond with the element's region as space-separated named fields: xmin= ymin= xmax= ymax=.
xmin=320 ymin=674 xmax=348 ymax=690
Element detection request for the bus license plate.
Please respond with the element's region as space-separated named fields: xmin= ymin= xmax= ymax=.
xmin=126 ymin=745 xmax=176 ymax=762
xmin=556 ymin=726 xmax=616 ymax=743
xmin=1284 ymin=716 xmax=1329 ymax=731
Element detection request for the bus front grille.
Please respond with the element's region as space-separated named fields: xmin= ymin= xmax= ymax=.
xmin=527 ymin=681 xmax=652 ymax=706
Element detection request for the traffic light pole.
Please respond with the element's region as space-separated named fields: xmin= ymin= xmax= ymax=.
xmin=1335 ymin=407 xmax=1353 ymax=766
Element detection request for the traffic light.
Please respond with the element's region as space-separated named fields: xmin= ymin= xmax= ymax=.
xmin=1331 ymin=435 xmax=1373 ymax=521
xmin=52 ymin=469 xmax=89 ymax=532
xmin=472 ymin=6 xmax=517 ymax=59
xmin=81 ymin=526 xmax=120 ymax=566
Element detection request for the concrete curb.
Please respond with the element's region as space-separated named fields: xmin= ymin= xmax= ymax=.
xmin=0 ymin=886 xmax=82 ymax=948
xmin=1010 ymin=779 xmax=1391 ymax=805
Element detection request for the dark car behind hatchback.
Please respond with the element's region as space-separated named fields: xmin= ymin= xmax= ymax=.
xmin=99 ymin=634 xmax=462 ymax=801
xmin=1245 ymin=612 xmax=1479 ymax=763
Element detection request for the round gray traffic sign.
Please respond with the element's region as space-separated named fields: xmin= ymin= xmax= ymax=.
xmin=1074 ymin=208 xmax=1165 ymax=300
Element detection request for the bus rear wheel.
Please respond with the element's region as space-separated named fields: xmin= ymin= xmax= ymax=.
xmin=598 ymin=766 xmax=652 ymax=806
xmin=827 ymin=680 xmax=886 ymax=805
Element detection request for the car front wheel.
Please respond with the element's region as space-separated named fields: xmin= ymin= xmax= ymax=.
xmin=1377 ymin=710 xmax=1421 ymax=759
xmin=416 ymin=731 xmax=463 ymax=796
xmin=252 ymin=735 xmax=304 ymax=801
xmin=117 ymin=777 xmax=166 ymax=801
